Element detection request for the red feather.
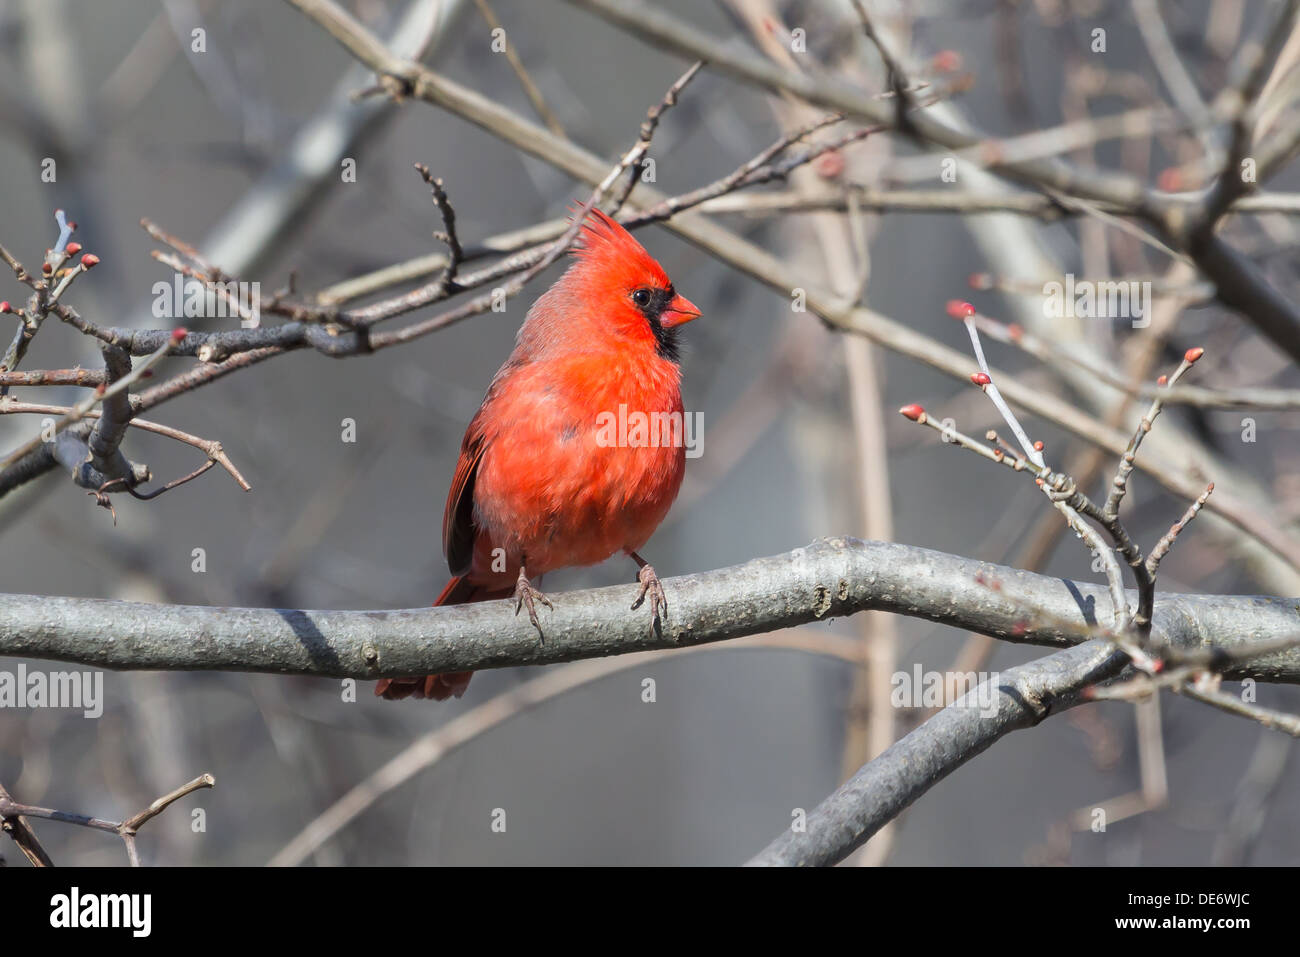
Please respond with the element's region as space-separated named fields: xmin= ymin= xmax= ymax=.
xmin=378 ymin=209 xmax=700 ymax=701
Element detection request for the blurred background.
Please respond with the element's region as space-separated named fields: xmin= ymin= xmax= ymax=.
xmin=1 ymin=0 xmax=1298 ymax=865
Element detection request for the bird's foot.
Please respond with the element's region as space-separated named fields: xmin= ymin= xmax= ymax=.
xmin=513 ymin=567 xmax=553 ymax=637
xmin=632 ymin=562 xmax=667 ymax=626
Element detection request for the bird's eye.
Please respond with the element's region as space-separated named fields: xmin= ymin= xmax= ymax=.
xmin=631 ymin=288 xmax=652 ymax=308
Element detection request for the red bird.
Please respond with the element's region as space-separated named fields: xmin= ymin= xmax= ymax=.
xmin=376 ymin=209 xmax=701 ymax=700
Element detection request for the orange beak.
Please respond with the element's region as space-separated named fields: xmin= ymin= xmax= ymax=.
xmin=661 ymin=292 xmax=702 ymax=327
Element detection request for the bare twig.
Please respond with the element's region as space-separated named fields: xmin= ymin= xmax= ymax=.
xmin=0 ymin=399 xmax=252 ymax=491
xmin=0 ymin=773 xmax=214 ymax=866
xmin=0 ymin=780 xmax=55 ymax=867
xmin=0 ymin=329 xmax=183 ymax=474
xmin=471 ymin=0 xmax=566 ymax=137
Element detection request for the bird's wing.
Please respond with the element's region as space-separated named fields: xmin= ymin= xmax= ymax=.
xmin=443 ymin=415 xmax=487 ymax=577
xmin=442 ymin=355 xmax=527 ymax=575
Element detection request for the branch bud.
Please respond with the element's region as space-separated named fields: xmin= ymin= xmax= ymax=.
xmin=931 ymin=50 xmax=962 ymax=73
xmin=814 ymin=150 xmax=845 ymax=180
xmin=1157 ymin=167 xmax=1183 ymax=192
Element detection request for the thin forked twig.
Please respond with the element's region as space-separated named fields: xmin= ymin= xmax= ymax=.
xmin=0 ymin=773 xmax=215 ymax=866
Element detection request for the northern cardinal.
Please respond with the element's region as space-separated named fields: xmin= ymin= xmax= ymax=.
xmin=376 ymin=209 xmax=701 ymax=700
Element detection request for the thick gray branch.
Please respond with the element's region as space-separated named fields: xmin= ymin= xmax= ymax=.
xmin=1183 ymin=233 xmax=1300 ymax=362
xmin=84 ymin=343 xmax=135 ymax=483
xmin=746 ymin=640 xmax=1126 ymax=866
xmin=0 ymin=538 xmax=1297 ymax=680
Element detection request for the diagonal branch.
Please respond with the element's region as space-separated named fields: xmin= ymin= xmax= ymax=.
xmin=746 ymin=640 xmax=1126 ymax=866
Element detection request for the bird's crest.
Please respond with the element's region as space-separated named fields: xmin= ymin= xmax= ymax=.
xmin=568 ymin=206 xmax=671 ymax=290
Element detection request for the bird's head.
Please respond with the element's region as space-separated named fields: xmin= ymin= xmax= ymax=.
xmin=563 ymin=207 xmax=701 ymax=361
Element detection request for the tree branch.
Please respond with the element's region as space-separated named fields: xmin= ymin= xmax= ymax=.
xmin=1 ymin=538 xmax=1297 ymax=681
xmin=0 ymin=773 xmax=215 ymax=866
xmin=746 ymin=640 xmax=1125 ymax=866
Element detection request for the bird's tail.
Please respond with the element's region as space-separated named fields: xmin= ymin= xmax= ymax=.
xmin=375 ymin=576 xmax=509 ymax=701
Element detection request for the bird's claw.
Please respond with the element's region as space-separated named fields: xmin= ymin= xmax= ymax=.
xmin=513 ymin=570 xmax=552 ymax=637
xmin=632 ymin=563 xmax=667 ymax=626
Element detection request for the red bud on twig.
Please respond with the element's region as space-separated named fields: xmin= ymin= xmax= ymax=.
xmin=970 ymin=372 xmax=991 ymax=386
xmin=814 ymin=151 xmax=845 ymax=180
xmin=899 ymin=404 xmax=926 ymax=422
xmin=931 ymin=50 xmax=962 ymax=73
xmin=1157 ymin=167 xmax=1183 ymax=192
xmin=80 ymin=254 xmax=100 ymax=269
xmin=1184 ymin=346 xmax=1204 ymax=363
xmin=977 ymin=141 xmax=1004 ymax=166
xmin=945 ymin=300 xmax=975 ymax=319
